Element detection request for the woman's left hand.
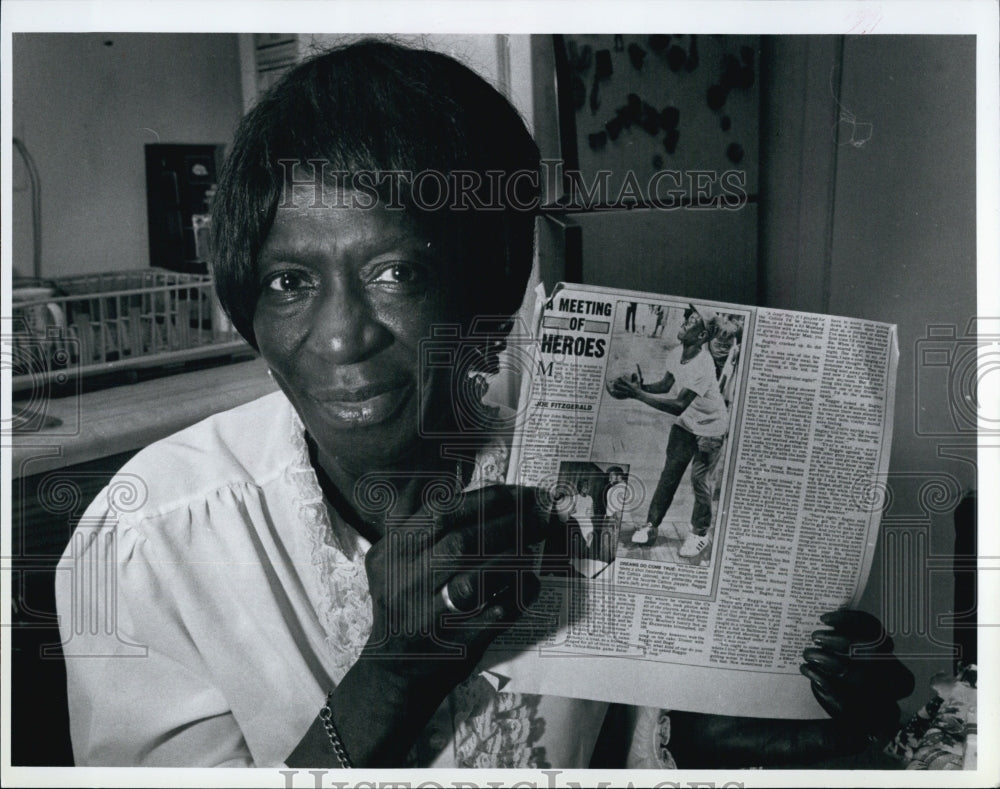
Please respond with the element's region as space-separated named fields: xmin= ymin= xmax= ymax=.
xmin=800 ymin=609 xmax=915 ymax=745
xmin=669 ymin=609 xmax=915 ymax=767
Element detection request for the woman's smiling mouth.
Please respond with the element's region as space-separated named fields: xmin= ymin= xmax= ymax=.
xmin=307 ymin=381 xmax=415 ymax=426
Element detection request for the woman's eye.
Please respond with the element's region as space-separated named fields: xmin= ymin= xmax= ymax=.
xmin=264 ymin=271 xmax=308 ymax=292
xmin=371 ymin=263 xmax=426 ymax=288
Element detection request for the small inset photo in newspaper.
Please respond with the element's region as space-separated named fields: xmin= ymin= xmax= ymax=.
xmin=594 ymin=300 xmax=746 ymax=569
xmin=541 ymin=460 xmax=632 ymax=580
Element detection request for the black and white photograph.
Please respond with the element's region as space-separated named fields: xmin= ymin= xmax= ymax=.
xmin=597 ymin=300 xmax=744 ymax=568
xmin=541 ymin=459 xmax=631 ymax=579
xmin=2 ymin=1 xmax=997 ymax=786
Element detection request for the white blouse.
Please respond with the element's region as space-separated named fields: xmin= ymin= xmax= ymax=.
xmin=55 ymin=391 xmax=674 ymax=768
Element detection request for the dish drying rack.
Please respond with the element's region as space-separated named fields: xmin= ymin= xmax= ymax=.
xmin=10 ymin=269 xmax=248 ymax=393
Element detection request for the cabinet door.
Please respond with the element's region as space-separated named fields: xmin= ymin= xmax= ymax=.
xmin=575 ymin=206 xmax=757 ymax=304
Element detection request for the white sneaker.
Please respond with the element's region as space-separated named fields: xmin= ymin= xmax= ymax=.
xmin=679 ymin=533 xmax=710 ymax=557
xmin=631 ymin=525 xmax=657 ymax=546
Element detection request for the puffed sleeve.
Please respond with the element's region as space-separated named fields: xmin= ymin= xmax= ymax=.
xmin=55 ymin=495 xmax=253 ymax=767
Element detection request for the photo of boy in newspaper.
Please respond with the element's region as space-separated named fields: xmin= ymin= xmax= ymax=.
xmin=598 ymin=302 xmax=745 ymax=568
xmin=541 ymin=461 xmax=633 ymax=579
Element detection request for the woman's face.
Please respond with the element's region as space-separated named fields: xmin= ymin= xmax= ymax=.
xmin=253 ymin=192 xmax=461 ymax=471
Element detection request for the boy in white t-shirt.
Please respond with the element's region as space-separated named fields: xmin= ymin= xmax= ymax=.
xmin=608 ymin=304 xmax=729 ymax=557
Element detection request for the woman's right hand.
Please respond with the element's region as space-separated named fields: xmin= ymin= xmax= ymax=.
xmin=285 ymin=484 xmax=546 ymax=767
xmin=285 ymin=485 xmax=547 ymax=767
xmin=361 ymin=483 xmax=544 ymax=696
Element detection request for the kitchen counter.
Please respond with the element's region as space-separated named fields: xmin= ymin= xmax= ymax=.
xmin=11 ymin=358 xmax=278 ymax=479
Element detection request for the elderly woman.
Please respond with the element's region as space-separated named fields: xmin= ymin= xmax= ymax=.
xmin=56 ymin=39 xmax=912 ymax=769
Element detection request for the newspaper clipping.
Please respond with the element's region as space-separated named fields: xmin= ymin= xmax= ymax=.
xmin=483 ymin=283 xmax=899 ymax=719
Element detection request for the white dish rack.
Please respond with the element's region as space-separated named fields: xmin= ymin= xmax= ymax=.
xmin=10 ymin=269 xmax=248 ymax=392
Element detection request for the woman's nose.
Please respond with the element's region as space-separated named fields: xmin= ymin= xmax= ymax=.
xmin=308 ymin=281 xmax=390 ymax=364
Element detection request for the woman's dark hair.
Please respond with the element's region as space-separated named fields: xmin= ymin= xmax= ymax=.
xmin=211 ymin=38 xmax=541 ymax=349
